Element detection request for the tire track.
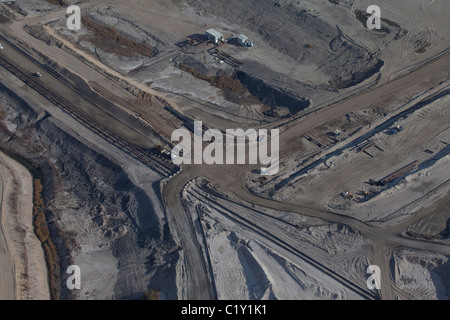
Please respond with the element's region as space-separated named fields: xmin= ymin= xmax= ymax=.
xmin=187 ymin=184 xmax=378 ymax=300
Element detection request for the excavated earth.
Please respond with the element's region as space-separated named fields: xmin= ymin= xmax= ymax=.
xmin=0 ymin=80 xmax=179 ymax=300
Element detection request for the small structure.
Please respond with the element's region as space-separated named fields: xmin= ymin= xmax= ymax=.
xmin=205 ymin=29 xmax=224 ymax=44
xmin=236 ymin=34 xmax=253 ymax=47
xmin=0 ymin=43 xmax=3 ymax=50
xmin=342 ymin=191 xmax=355 ymax=199
xmin=389 ymin=124 xmax=403 ymax=135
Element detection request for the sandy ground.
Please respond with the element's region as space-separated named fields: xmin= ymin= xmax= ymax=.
xmin=182 ymin=178 xmax=371 ymax=300
xmin=392 ymin=248 xmax=449 ymax=299
xmin=255 ymin=83 xmax=450 ymax=227
xmin=0 ymin=151 xmax=49 ymax=300
xmin=0 ymin=171 xmax=15 ymax=299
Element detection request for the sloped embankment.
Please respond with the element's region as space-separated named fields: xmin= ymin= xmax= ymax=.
xmin=0 ymin=80 xmax=179 ymax=299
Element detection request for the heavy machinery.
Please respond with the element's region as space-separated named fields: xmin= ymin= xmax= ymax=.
xmin=342 ymin=191 xmax=355 ymax=199
xmin=389 ymin=124 xmax=403 ymax=135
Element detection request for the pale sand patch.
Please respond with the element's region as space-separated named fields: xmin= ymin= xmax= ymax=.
xmin=0 ymin=151 xmax=50 ymax=300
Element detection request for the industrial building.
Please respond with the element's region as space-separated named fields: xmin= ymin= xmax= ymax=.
xmin=236 ymin=34 xmax=254 ymax=47
xmin=205 ymin=29 xmax=224 ymax=44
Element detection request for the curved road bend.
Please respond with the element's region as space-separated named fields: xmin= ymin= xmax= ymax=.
xmin=166 ymin=159 xmax=450 ymax=299
xmin=163 ymin=51 xmax=450 ymax=300
xmin=164 ymin=173 xmax=215 ymax=300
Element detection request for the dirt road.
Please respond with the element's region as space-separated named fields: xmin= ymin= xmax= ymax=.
xmin=0 ymin=174 xmax=15 ymax=300
xmin=164 ymin=175 xmax=215 ymax=300
xmin=162 ymin=49 xmax=450 ymax=299
xmin=278 ymin=50 xmax=450 ymax=150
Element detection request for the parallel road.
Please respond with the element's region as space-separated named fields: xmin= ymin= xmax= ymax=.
xmin=163 ymin=49 xmax=450 ymax=300
xmin=0 ymin=39 xmax=178 ymax=177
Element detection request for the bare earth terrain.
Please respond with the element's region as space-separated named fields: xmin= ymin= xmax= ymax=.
xmin=0 ymin=151 xmax=49 ymax=300
xmin=0 ymin=0 xmax=448 ymax=300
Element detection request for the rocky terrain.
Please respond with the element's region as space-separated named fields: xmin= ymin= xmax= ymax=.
xmin=182 ymin=178 xmax=371 ymax=300
xmin=0 ymin=76 xmax=179 ymax=299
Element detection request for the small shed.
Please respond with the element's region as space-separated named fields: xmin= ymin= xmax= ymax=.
xmin=237 ymin=35 xmax=248 ymax=46
xmin=236 ymin=34 xmax=253 ymax=47
xmin=205 ymin=29 xmax=224 ymax=44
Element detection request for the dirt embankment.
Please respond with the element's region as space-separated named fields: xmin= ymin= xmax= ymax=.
xmin=236 ymin=71 xmax=311 ymax=117
xmin=81 ymin=16 xmax=156 ymax=59
xmin=0 ymin=150 xmax=51 ymax=300
xmin=177 ymin=57 xmax=311 ymax=118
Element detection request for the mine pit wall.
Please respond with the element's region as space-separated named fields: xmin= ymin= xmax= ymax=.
xmin=0 ymin=81 xmax=64 ymax=298
xmin=333 ymin=58 xmax=385 ymax=89
xmin=0 ymin=82 xmax=179 ymax=299
xmin=177 ymin=53 xmax=312 ymax=117
xmin=0 ymin=142 xmax=62 ymax=299
xmin=236 ymin=71 xmax=311 ymax=116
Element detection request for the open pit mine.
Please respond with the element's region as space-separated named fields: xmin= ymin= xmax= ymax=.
xmin=0 ymin=0 xmax=448 ymax=303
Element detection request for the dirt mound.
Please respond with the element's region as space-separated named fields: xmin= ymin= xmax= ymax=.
xmin=176 ymin=55 xmax=311 ymax=117
xmin=137 ymin=91 xmax=153 ymax=106
xmin=81 ymin=17 xmax=156 ymax=58
xmin=237 ymin=71 xmax=311 ymax=116
xmin=0 ymin=14 xmax=11 ymax=24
